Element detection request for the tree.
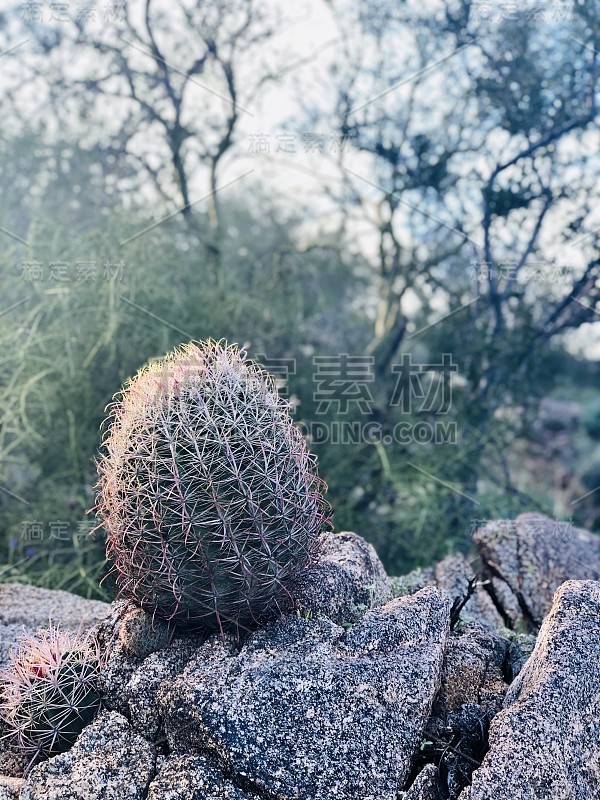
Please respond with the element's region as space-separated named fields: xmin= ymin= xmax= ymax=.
xmin=1 ymin=0 xmax=286 ymax=277
xmin=304 ymin=0 xmax=600 ymax=561
xmin=325 ymin=0 xmax=599 ymax=386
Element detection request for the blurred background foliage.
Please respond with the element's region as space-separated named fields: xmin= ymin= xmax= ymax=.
xmin=0 ymin=0 xmax=598 ymax=598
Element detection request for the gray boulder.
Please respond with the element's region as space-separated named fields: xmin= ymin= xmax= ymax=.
xmin=147 ymin=755 xmax=256 ymax=800
xmin=93 ymin=600 xmax=206 ymax=730
xmin=460 ymin=580 xmax=600 ymax=800
xmin=474 ymin=513 xmax=600 ymax=628
xmin=0 ymin=777 xmax=24 ymax=800
xmin=401 ymin=764 xmax=444 ymax=800
xmin=485 ymin=575 xmax=524 ymax=630
xmin=126 ymin=639 xmax=201 ymax=739
xmin=294 ymin=530 xmax=391 ymax=624
xmin=424 ymin=623 xmax=510 ymax=798
xmin=21 ymin=711 xmax=155 ymax=800
xmin=389 ymin=553 xmax=504 ymax=631
xmin=163 ymin=587 xmax=451 ymax=800
xmin=498 ymin=629 xmax=537 ymax=683
xmin=93 ymin=601 xmax=146 ymax=717
xmin=431 ymin=622 xmax=508 ymax=720
xmin=0 ymin=744 xmax=29 ymax=780
xmin=434 ymin=554 xmax=504 ymax=630
xmin=389 ymin=566 xmax=436 ymax=598
xmin=0 ymin=583 xmax=109 ymax=668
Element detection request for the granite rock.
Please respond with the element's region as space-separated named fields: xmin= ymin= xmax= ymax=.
xmin=21 ymin=711 xmax=155 ymax=800
xmin=474 ymin=513 xmax=600 ymax=629
xmin=460 ymin=580 xmax=600 ymax=800
xmin=147 ymin=755 xmax=257 ymax=800
xmin=163 ymin=587 xmax=451 ymax=800
xmin=294 ymin=530 xmax=392 ymax=625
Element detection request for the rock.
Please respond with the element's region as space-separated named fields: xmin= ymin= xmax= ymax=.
xmin=474 ymin=514 xmax=600 ymax=629
xmin=96 ymin=638 xmax=141 ymax=718
xmin=118 ymin=607 xmax=173 ymax=659
xmin=389 ymin=566 xmax=436 ymax=598
xmin=147 ymin=755 xmax=256 ymax=799
xmin=163 ymin=587 xmax=451 ymax=800
xmin=498 ymin=629 xmax=537 ymax=683
xmin=126 ymin=639 xmax=201 ymax=739
xmin=0 ymin=742 xmax=30 ymax=779
xmin=94 ymin=600 xmax=206 ymax=727
xmin=390 ymin=552 xmax=507 ymax=631
xmin=423 ymin=623 xmax=509 ymax=798
xmin=432 ymin=622 xmax=508 ymax=719
xmin=401 ymin=764 xmax=444 ymax=800
xmin=21 ymin=711 xmax=155 ymax=800
xmin=460 ymin=580 xmax=600 ymax=800
xmin=93 ymin=601 xmax=157 ymax=716
xmin=486 ymin=576 xmax=524 ymax=630
xmin=0 ymin=776 xmax=25 ymax=800
xmin=0 ymin=583 xmax=109 ymax=630
xmin=294 ymin=531 xmax=391 ymax=625
xmin=434 ymin=554 xmax=504 ymax=630
xmin=0 ymin=583 xmax=109 ymax=668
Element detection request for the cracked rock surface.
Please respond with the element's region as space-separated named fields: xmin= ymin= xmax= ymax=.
xmin=458 ymin=580 xmax=600 ymax=800
xmin=2 ymin=516 xmax=599 ymax=800
xmin=163 ymin=587 xmax=451 ymax=800
xmin=474 ymin=513 xmax=600 ymax=629
xmin=20 ymin=711 xmax=155 ymax=800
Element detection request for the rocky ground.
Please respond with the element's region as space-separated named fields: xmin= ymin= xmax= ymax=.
xmin=0 ymin=513 xmax=599 ymax=800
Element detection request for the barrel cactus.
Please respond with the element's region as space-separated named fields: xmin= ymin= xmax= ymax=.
xmin=96 ymin=340 xmax=330 ymax=634
xmin=0 ymin=626 xmax=101 ymax=768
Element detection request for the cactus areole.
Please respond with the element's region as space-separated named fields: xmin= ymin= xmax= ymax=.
xmin=97 ymin=340 xmax=330 ymax=634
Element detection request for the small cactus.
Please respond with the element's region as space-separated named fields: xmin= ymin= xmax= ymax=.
xmin=118 ymin=608 xmax=173 ymax=659
xmin=0 ymin=626 xmax=101 ymax=768
xmin=96 ymin=340 xmax=330 ymax=634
